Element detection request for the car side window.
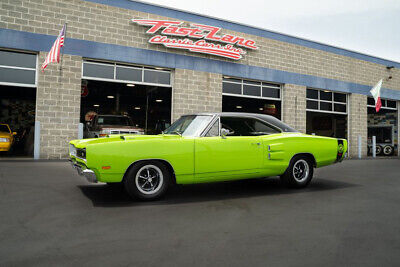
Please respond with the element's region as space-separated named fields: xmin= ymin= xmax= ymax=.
xmin=220 ymin=117 xmax=280 ymax=136
xmin=205 ymin=119 xmax=219 ymax=137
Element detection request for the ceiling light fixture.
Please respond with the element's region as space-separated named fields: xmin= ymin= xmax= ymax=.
xmin=107 ymin=95 xmax=114 ymax=99
xmin=134 ymin=106 xmax=141 ymax=110
xmin=259 ymin=108 xmax=263 ymax=111
xmin=93 ymin=104 xmax=100 ymax=107
xmin=156 ymin=99 xmax=163 ymax=102
xmin=236 ymin=106 xmax=242 ymax=109
xmin=126 ymin=83 xmax=135 ymax=87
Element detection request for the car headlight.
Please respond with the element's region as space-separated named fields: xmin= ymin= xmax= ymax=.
xmin=69 ymin=144 xmax=77 ymax=157
xmin=0 ymin=138 xmax=10 ymax=142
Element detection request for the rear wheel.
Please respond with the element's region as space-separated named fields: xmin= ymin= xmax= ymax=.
xmin=124 ymin=161 xmax=170 ymax=200
xmin=280 ymin=156 xmax=314 ymax=188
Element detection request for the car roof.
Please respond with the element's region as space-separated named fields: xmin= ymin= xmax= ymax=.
xmin=186 ymin=112 xmax=298 ymax=132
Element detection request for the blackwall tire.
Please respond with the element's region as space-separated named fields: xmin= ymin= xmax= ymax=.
xmin=376 ymin=145 xmax=382 ymax=156
xmin=124 ymin=161 xmax=170 ymax=200
xmin=106 ymin=182 xmax=123 ymax=189
xmin=280 ymin=156 xmax=314 ymax=188
xmin=383 ymin=145 xmax=394 ymax=156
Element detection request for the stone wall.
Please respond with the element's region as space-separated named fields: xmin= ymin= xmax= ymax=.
xmin=173 ymin=69 xmax=222 ymax=121
xmin=36 ymin=53 xmax=82 ymax=159
xmin=348 ymin=94 xmax=368 ymax=157
xmin=282 ymin=84 xmax=306 ymax=133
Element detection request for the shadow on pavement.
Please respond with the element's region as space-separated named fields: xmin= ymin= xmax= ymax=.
xmin=78 ymin=177 xmax=358 ymax=207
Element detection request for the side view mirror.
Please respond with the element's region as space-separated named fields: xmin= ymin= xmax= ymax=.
xmin=220 ymin=128 xmax=234 ymax=139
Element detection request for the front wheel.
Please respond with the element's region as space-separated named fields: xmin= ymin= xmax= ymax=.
xmin=124 ymin=161 xmax=170 ymax=200
xmin=280 ymin=156 xmax=314 ymax=188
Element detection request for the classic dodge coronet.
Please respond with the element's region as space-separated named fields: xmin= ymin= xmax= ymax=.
xmin=69 ymin=112 xmax=347 ymax=200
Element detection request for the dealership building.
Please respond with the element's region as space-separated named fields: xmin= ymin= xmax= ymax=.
xmin=0 ymin=0 xmax=399 ymax=159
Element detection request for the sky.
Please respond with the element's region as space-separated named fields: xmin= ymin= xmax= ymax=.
xmin=140 ymin=0 xmax=400 ymax=62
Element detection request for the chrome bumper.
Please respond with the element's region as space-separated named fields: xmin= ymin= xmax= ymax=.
xmin=69 ymin=159 xmax=98 ymax=183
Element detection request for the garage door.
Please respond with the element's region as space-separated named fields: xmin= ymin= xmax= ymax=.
xmin=82 ymin=61 xmax=171 ymax=87
xmin=222 ymin=77 xmax=282 ymax=118
xmin=81 ymin=61 xmax=172 ymax=136
xmin=0 ymin=50 xmax=37 ymax=87
xmin=0 ymin=50 xmax=37 ymax=157
xmin=306 ymin=88 xmax=348 ymax=139
xmin=367 ymin=97 xmax=398 ymax=156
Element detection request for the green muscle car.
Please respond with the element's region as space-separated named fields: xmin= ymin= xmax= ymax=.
xmin=69 ymin=113 xmax=347 ymax=200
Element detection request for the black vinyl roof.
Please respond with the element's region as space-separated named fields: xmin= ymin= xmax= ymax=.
xmin=189 ymin=112 xmax=298 ymax=133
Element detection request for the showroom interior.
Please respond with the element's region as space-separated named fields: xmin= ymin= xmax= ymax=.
xmin=0 ymin=50 xmax=37 ymax=157
xmin=80 ymin=61 xmax=172 ymax=136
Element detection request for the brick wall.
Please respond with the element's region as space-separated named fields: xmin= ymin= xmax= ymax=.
xmin=348 ymin=94 xmax=368 ymax=157
xmin=282 ymin=84 xmax=306 ymax=133
xmin=36 ymin=53 xmax=82 ymax=159
xmin=1 ymin=0 xmax=399 ymax=92
xmin=173 ymin=69 xmax=222 ymax=121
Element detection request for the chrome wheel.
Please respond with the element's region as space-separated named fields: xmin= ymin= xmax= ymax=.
xmin=383 ymin=145 xmax=393 ymax=156
xmin=135 ymin=164 xmax=164 ymax=195
xmin=375 ymin=145 xmax=382 ymax=155
xmin=292 ymin=159 xmax=309 ymax=182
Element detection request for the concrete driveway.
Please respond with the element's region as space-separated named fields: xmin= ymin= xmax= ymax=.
xmin=0 ymin=159 xmax=399 ymax=266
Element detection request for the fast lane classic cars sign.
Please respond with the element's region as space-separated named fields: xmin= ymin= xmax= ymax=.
xmin=132 ymin=19 xmax=258 ymax=60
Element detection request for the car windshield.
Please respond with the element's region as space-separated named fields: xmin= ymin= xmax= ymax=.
xmin=0 ymin=125 xmax=10 ymax=133
xmin=97 ymin=116 xmax=133 ymax=126
xmin=164 ymin=115 xmax=213 ymax=137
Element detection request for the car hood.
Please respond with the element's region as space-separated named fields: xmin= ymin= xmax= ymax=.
xmin=0 ymin=132 xmax=11 ymax=138
xmin=70 ymin=134 xmax=182 ymax=149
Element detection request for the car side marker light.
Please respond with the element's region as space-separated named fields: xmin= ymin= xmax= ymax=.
xmin=102 ymin=166 xmax=111 ymax=170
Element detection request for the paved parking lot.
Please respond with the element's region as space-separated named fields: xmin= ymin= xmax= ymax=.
xmin=0 ymin=159 xmax=399 ymax=266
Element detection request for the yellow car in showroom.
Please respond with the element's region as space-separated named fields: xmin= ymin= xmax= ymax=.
xmin=0 ymin=124 xmax=16 ymax=152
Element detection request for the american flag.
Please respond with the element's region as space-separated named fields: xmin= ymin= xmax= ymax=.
xmin=41 ymin=24 xmax=66 ymax=71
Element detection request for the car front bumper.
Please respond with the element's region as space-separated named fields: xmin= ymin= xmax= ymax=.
xmin=69 ymin=159 xmax=98 ymax=183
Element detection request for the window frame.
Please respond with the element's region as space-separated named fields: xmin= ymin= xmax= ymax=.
xmin=82 ymin=60 xmax=172 ymax=88
xmin=0 ymin=50 xmax=37 ymax=88
xmin=306 ymin=88 xmax=348 ymax=115
xmin=201 ymin=115 xmax=282 ymax=137
xmin=367 ymin=97 xmax=397 ymax=111
xmin=222 ymin=77 xmax=281 ymax=101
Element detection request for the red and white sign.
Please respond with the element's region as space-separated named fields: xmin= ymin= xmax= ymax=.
xmin=132 ymin=19 xmax=258 ymax=60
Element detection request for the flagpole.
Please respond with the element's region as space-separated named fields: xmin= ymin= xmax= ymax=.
xmin=59 ymin=22 xmax=67 ymax=84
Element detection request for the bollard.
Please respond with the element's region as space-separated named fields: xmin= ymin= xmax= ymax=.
xmin=34 ymin=121 xmax=41 ymax=160
xmin=372 ymin=136 xmax=376 ymax=158
xmin=358 ymin=135 xmax=362 ymax=159
xmin=78 ymin=123 xmax=84 ymax=139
